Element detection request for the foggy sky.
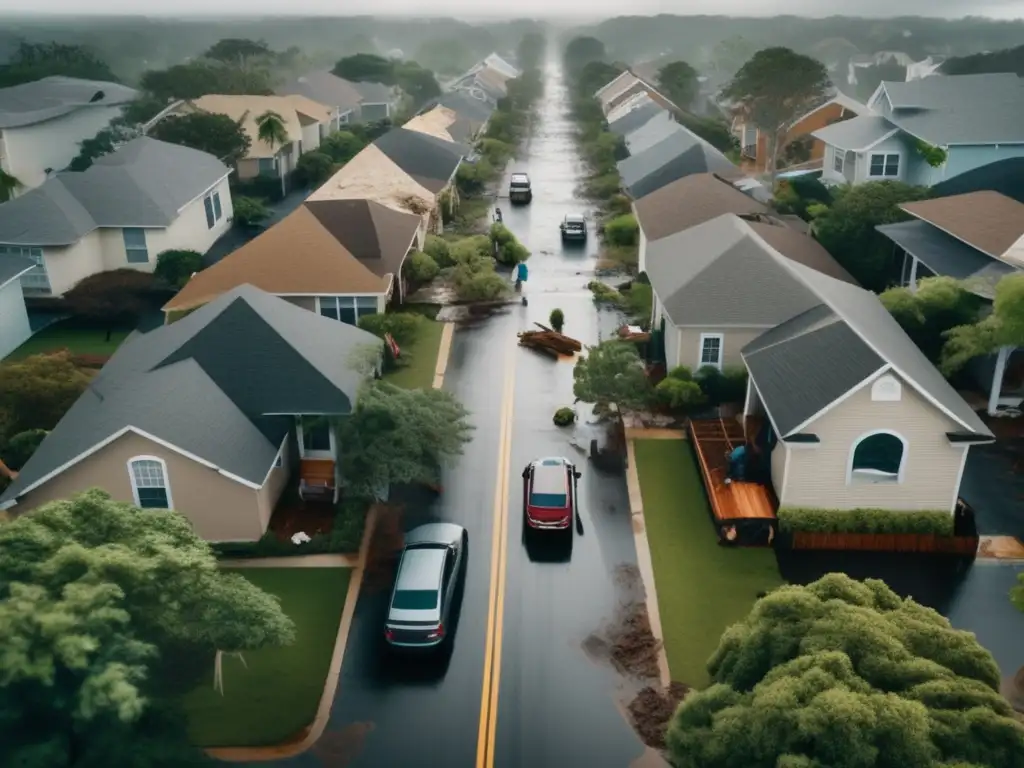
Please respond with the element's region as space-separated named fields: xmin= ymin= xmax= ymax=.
xmin=1 ymin=0 xmax=1023 ymax=20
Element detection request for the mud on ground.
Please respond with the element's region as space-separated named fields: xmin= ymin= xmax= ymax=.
xmin=627 ymin=683 xmax=690 ymax=749
xmin=362 ymin=504 xmax=405 ymax=594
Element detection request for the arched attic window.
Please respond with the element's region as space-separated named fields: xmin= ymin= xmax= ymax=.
xmin=847 ymin=431 xmax=907 ymax=484
xmin=128 ymin=456 xmax=173 ymax=509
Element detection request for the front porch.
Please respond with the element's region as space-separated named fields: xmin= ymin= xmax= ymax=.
xmin=295 ymin=416 xmax=340 ymax=503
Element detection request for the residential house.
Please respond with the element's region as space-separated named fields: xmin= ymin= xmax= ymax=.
xmin=618 ymin=121 xmax=742 ymax=200
xmin=930 ymin=157 xmax=1024 ymax=204
xmin=632 ymin=173 xmax=769 ymax=273
xmin=276 ymin=70 xmax=364 ymax=127
xmin=145 ymin=94 xmax=334 ymax=196
xmin=595 ymin=70 xmax=680 ymax=117
xmin=479 ymin=53 xmax=520 ymax=80
xmin=351 ymin=80 xmax=399 ymax=122
xmin=162 ymin=198 xmax=422 ymax=321
xmin=608 ymin=100 xmax=665 ymax=137
xmin=403 ymin=104 xmax=481 ymax=144
xmin=814 ymin=73 xmax=1024 ymax=187
xmin=0 ymin=252 xmax=33 ymax=358
xmin=0 ymin=285 xmax=384 ymax=540
xmin=646 ymin=211 xmax=992 ymax=514
xmin=732 ymin=92 xmax=867 ymax=174
xmin=607 ymin=93 xmax=660 ymax=125
xmin=418 ymin=91 xmax=495 ymax=138
xmin=0 ymin=137 xmax=232 ymax=297
xmin=742 ymin=257 xmax=992 ymax=514
xmin=647 ymin=212 xmax=857 ymax=371
xmin=449 ymin=64 xmax=510 ymax=106
xmin=876 ymin=190 xmax=1024 ymax=414
xmin=0 ymin=76 xmax=139 ymax=194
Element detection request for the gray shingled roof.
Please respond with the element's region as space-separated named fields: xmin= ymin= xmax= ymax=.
xmin=621 ymin=135 xmax=739 ymax=199
xmin=609 ymin=102 xmax=664 ymax=136
xmin=0 ymin=286 xmax=383 ymax=505
xmin=624 ymin=112 xmax=680 ymax=155
xmin=876 ymin=220 xmax=1017 ymax=300
xmin=646 ymin=215 xmax=823 ymax=327
xmin=811 ymin=114 xmax=897 ymax=151
xmin=0 ymin=75 xmax=138 ymax=128
xmin=431 ymin=91 xmax=494 ymax=125
xmin=764 ymin=257 xmax=993 ymax=437
xmin=0 ymin=137 xmax=228 ymax=246
xmin=743 ymin=305 xmax=887 ymax=435
xmin=276 ymin=70 xmax=363 ymax=112
xmin=372 ymin=127 xmax=467 ymax=193
xmin=0 ymin=252 xmax=34 ymax=288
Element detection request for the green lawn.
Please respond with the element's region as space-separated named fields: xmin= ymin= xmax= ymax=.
xmin=384 ymin=320 xmax=445 ymax=390
xmin=5 ymin=320 xmax=130 ymax=360
xmin=634 ymin=439 xmax=784 ymax=688
xmin=182 ymin=567 xmax=351 ymax=747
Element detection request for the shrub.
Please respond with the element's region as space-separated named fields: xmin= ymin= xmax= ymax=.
xmin=623 ymin=282 xmax=652 ymax=325
xmin=778 ymin=507 xmax=954 ymax=536
xmin=585 ymin=172 xmax=622 ymax=200
xmin=695 ymin=365 xmax=748 ymax=405
xmin=553 ymin=407 xmax=576 ymax=427
xmin=233 ymin=196 xmax=271 ymax=227
xmin=403 ymin=250 xmax=439 ymax=283
xmin=490 ymin=222 xmax=515 ymax=246
xmin=549 ymin=308 xmax=565 ymax=332
xmin=587 ymin=280 xmax=623 ymax=305
xmin=496 ymin=239 xmax=530 ymax=266
xmin=320 ymin=130 xmax=366 ymax=164
xmin=604 ymin=193 xmax=633 ymax=216
xmin=424 ymin=234 xmax=453 ymax=267
xmin=666 ymin=365 xmax=693 ymax=381
xmin=154 ymin=249 xmax=203 ymax=289
xmin=603 ymin=213 xmax=639 ymax=247
xmin=294 ymin=150 xmax=336 ymax=187
xmin=2 ymin=428 xmax=48 ymax=470
xmin=806 ymin=202 xmax=829 ymax=219
xmin=478 ymin=137 xmax=513 ymax=165
xmin=455 ymin=271 xmax=509 ymax=302
xmin=655 ymin=378 xmax=707 ymax=411
xmin=450 ymin=234 xmax=493 ymax=263
xmin=456 ymin=158 xmax=495 ymax=195
xmin=357 ymin=312 xmax=424 ymax=345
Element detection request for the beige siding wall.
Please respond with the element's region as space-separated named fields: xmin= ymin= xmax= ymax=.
xmin=14 ymin=431 xmax=269 ymax=542
xmin=256 ymin=437 xmax=290 ymax=531
xmin=771 ymin=441 xmax=788 ymax=497
xmin=781 ymin=374 xmax=964 ymax=512
xmin=236 ymin=158 xmax=260 ymax=180
xmin=677 ymin=327 xmax=767 ymax=371
xmin=283 ymin=295 xmax=317 ymax=312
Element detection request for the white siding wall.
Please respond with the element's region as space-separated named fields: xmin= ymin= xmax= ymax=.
xmin=299 ymin=122 xmax=323 ymax=154
xmin=42 ymin=233 xmax=105 ymax=296
xmin=0 ymin=278 xmax=31 ymax=358
xmin=637 ymin=222 xmax=648 ymax=274
xmin=664 ymin=321 xmax=681 ymax=369
xmin=770 ymin=442 xmax=788 ymax=500
xmin=1 ymin=106 xmax=125 ymax=192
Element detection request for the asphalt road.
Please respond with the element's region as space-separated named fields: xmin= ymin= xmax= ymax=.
xmin=253 ymin=59 xmax=648 ymax=768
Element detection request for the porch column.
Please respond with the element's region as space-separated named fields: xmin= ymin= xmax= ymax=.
xmin=988 ymin=345 xmax=1014 ymax=416
xmin=908 ymin=255 xmax=920 ymax=293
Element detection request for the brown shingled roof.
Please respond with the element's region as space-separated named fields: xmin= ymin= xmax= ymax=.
xmin=162 ymin=203 xmax=416 ymax=312
xmin=900 ymin=191 xmax=1024 ymax=259
xmin=633 ymin=173 xmax=768 ymax=242
xmin=747 ymin=219 xmax=859 ymax=285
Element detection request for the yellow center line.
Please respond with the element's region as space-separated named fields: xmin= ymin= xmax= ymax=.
xmin=476 ymin=338 xmax=516 ymax=768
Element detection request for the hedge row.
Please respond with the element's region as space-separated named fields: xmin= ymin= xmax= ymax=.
xmin=777 ymin=507 xmax=954 ymax=536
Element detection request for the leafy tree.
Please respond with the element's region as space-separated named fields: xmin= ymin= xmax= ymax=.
xmin=675 ymin=112 xmax=736 ymax=154
xmin=68 ymin=119 xmax=141 ymax=172
xmin=121 ymin=94 xmax=170 ymax=126
xmin=604 ymin=214 xmax=639 ymax=247
xmin=812 ymin=181 xmax=930 ymax=292
xmin=0 ymin=489 xmax=295 ymax=764
xmin=357 ymin=312 xmax=424 ymax=346
xmin=881 ymin=277 xmax=982 ymax=367
xmin=423 ymin=234 xmax=453 ymax=267
xmin=255 ymin=110 xmax=289 ymax=152
xmin=64 ymin=269 xmax=157 ymax=339
xmin=394 ymin=61 xmax=441 ymax=108
xmin=573 ymin=340 xmax=654 ymax=413
xmin=723 ymin=47 xmax=831 ymax=186
xmin=149 ymin=111 xmax=251 ymax=165
xmin=517 ymin=31 xmax=546 ymax=72
xmin=336 ymin=382 xmax=474 ymax=497
xmin=204 ymin=38 xmax=273 ymax=63
xmin=232 ymin=196 xmax=271 ymax=227
xmin=0 ymin=41 xmax=117 ymax=88
xmin=0 ymin=169 xmax=22 ymax=202
xmin=941 ymin=273 xmax=1024 ymax=376
xmin=944 ymin=43 xmax=1024 ymax=77
xmin=666 ymin=573 xmax=1024 ymax=768
xmin=0 ymin=352 xmax=90 ymax=436
xmin=656 ymin=60 xmax=700 ymax=109
xmin=320 ymin=130 xmax=366 ymax=164
xmin=1 ymin=428 xmax=48 ymax=471
xmin=455 ymin=270 xmax=510 ymax=302
xmin=332 ymin=53 xmax=396 ymax=85
xmin=549 ymin=308 xmax=565 ymax=332
xmin=564 ymin=36 xmax=607 ymax=78
xmin=140 ymin=61 xmax=273 ymax=102
xmin=575 ymin=60 xmax=624 ymax=99
xmin=154 ymin=249 xmax=204 ymax=290
xmin=293 ymin=151 xmax=335 ymax=188
xmin=402 ymin=250 xmax=440 ymax=283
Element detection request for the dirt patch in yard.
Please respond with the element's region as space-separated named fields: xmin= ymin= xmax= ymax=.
xmin=627 ymin=683 xmax=690 ymax=749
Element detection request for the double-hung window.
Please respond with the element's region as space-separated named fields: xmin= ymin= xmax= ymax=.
xmin=698 ymin=334 xmax=724 ymax=370
xmin=122 ymin=228 xmax=149 ymax=263
xmin=203 ymin=191 xmax=224 ymax=229
xmin=317 ymin=296 xmax=378 ymax=325
xmin=1 ymin=244 xmax=50 ymax=293
xmin=129 ymin=457 xmax=172 ymax=508
xmin=868 ymin=153 xmax=899 ymax=178
xmin=833 ymin=148 xmax=844 ymax=173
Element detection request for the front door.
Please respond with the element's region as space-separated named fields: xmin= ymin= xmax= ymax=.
xmin=298 ymin=417 xmax=335 ymax=459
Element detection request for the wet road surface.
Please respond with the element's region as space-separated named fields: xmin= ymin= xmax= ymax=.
xmin=252 ymin=59 xmax=647 ymax=768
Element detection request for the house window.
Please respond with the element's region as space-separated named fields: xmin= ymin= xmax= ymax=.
xmin=128 ymin=456 xmax=172 ymax=509
xmin=868 ymin=153 xmax=899 ymax=178
xmin=317 ymin=296 xmax=378 ymax=325
xmin=833 ymin=148 xmax=844 ymax=173
xmin=849 ymin=431 xmax=906 ymax=483
xmin=213 ymin=192 xmax=222 ymax=221
xmin=698 ymin=333 xmax=724 ymax=370
xmin=122 ymin=228 xmax=149 ymax=264
xmin=339 ymin=111 xmax=351 ymax=125
xmin=204 ymin=196 xmax=215 ymax=229
xmin=258 ymin=158 xmax=277 ymax=176
xmin=870 ymin=374 xmax=902 ymax=402
xmin=2 ymin=245 xmax=50 ymax=293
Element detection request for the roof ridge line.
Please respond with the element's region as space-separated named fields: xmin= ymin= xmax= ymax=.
xmin=744 ymin=304 xmax=839 ymax=356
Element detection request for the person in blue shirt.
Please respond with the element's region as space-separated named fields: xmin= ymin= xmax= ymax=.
xmin=724 ymin=442 xmax=748 ymax=484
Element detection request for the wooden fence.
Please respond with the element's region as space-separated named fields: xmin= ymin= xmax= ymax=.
xmin=787 ymin=531 xmax=979 ymax=555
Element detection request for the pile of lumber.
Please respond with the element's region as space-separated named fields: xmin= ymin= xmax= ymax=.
xmin=518 ymin=323 xmax=583 ymax=358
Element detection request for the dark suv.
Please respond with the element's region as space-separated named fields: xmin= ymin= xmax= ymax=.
xmin=509 ymin=173 xmax=532 ymax=204
xmin=560 ymin=213 xmax=587 ymax=242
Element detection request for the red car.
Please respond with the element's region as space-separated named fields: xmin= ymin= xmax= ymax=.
xmin=522 ymin=457 xmax=581 ymax=533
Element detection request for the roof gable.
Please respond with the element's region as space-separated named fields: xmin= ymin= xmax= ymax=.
xmin=900 ymin=191 xmax=1024 ymax=261
xmin=304 ymin=198 xmax=420 ymax=277
xmin=623 ymin=141 xmax=741 ymax=199
xmin=634 ymin=173 xmax=768 ymax=241
xmin=372 ymin=128 xmax=465 ymax=192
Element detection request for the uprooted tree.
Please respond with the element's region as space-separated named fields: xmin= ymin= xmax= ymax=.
xmin=666 ymin=573 xmax=1024 ymax=768
xmin=337 ymin=382 xmax=474 ymax=498
xmin=0 ymin=489 xmax=295 ymax=765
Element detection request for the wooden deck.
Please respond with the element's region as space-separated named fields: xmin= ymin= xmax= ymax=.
xmin=689 ymin=418 xmax=776 ymax=522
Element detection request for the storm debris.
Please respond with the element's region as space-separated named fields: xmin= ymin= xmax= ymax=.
xmin=518 ymin=322 xmax=583 ymax=359
xmin=609 ymin=603 xmax=662 ymax=679
xmin=627 ymin=683 xmax=690 ymax=749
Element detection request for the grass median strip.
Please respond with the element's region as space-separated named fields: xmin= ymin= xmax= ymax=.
xmin=633 ymin=439 xmax=783 ymax=688
xmin=182 ymin=567 xmax=351 ymax=747
xmin=384 ymin=319 xmax=444 ymax=390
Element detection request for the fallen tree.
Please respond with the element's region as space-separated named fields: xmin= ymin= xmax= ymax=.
xmin=518 ymin=323 xmax=583 ymax=358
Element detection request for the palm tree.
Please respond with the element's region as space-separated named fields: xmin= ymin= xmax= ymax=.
xmin=254 ymin=110 xmax=289 ymax=152
xmin=0 ymin=169 xmax=22 ymax=203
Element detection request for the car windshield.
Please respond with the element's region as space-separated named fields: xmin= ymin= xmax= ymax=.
xmin=566 ymin=218 xmax=584 ymax=226
xmin=391 ymin=589 xmax=439 ymax=610
xmin=530 ymin=492 xmax=568 ymax=509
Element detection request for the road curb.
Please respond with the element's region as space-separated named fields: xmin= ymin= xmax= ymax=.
xmin=206 ymin=505 xmax=379 ymax=762
xmin=432 ymin=322 xmax=455 ymax=390
xmin=625 ymin=438 xmax=672 ymax=689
